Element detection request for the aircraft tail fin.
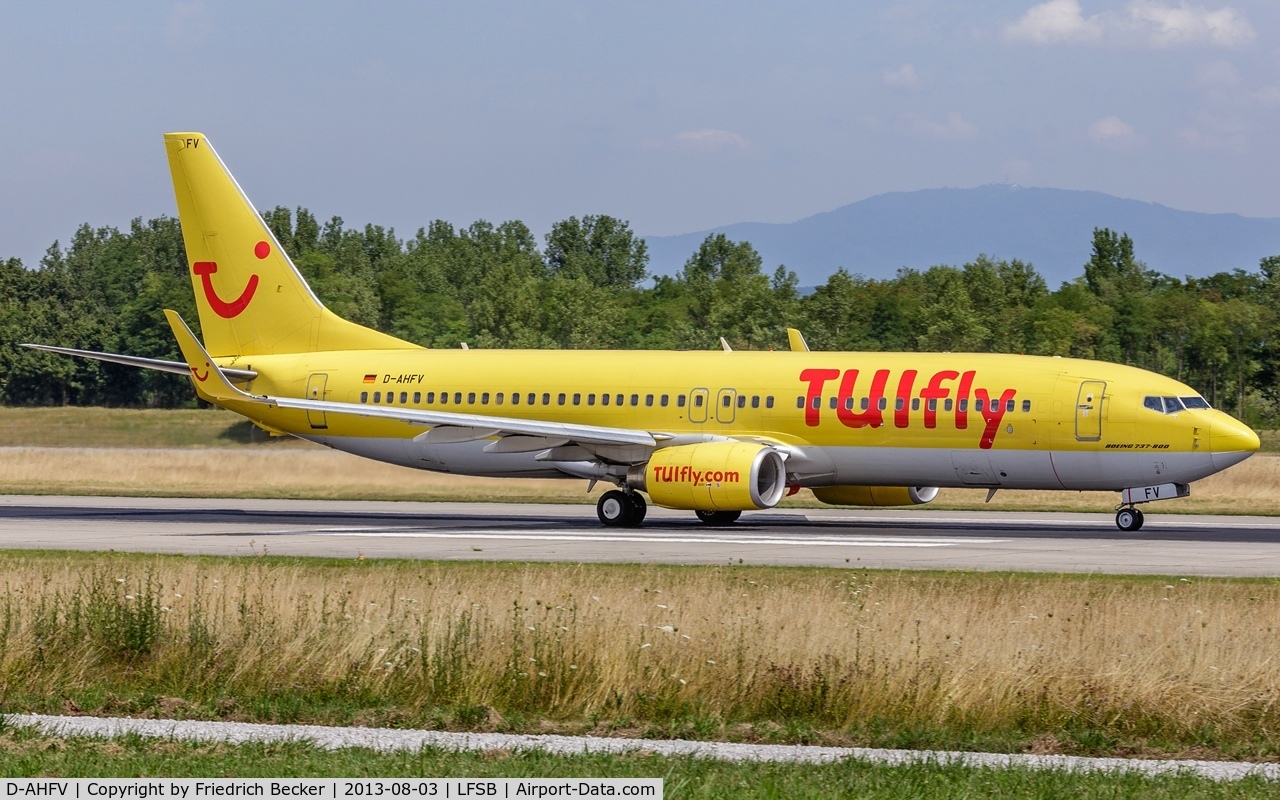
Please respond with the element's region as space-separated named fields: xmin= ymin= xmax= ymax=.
xmin=164 ymin=132 xmax=417 ymax=358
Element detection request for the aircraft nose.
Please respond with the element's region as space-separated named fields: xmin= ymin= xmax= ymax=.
xmin=1210 ymin=415 xmax=1260 ymax=472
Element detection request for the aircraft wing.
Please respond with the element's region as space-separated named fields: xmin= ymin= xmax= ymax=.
xmin=19 ymin=343 xmax=258 ymax=383
xmin=163 ymin=310 xmax=666 ymax=455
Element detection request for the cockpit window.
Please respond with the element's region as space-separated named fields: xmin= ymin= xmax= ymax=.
xmin=1144 ymin=395 xmax=1196 ymax=414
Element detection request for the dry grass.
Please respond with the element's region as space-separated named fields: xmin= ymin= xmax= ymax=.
xmin=3 ymin=554 xmax=1280 ymax=754
xmin=0 ymin=444 xmax=1276 ymax=514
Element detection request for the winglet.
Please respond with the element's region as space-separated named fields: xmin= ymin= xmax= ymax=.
xmin=786 ymin=328 xmax=810 ymax=352
xmin=164 ymin=309 xmax=257 ymax=404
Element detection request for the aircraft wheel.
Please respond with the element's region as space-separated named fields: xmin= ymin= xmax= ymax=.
xmin=1116 ymin=507 xmax=1143 ymax=532
xmin=625 ymin=492 xmax=647 ymax=527
xmin=695 ymin=509 xmax=742 ymax=526
xmin=598 ymin=491 xmax=632 ymax=527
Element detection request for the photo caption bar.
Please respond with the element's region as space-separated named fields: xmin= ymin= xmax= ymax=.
xmin=2 ymin=780 xmax=662 ymax=799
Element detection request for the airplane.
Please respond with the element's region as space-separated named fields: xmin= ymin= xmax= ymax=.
xmin=23 ymin=132 xmax=1261 ymax=532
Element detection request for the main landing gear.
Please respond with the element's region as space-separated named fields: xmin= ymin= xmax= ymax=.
xmin=597 ymin=490 xmax=647 ymax=527
xmin=695 ymin=510 xmax=741 ymax=526
xmin=1115 ymin=506 xmax=1144 ymax=532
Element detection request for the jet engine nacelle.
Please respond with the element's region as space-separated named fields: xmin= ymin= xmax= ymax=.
xmin=628 ymin=442 xmax=787 ymax=511
xmin=811 ymin=485 xmax=939 ymax=507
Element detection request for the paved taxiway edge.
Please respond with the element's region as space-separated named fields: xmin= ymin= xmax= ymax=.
xmin=11 ymin=714 xmax=1279 ymax=781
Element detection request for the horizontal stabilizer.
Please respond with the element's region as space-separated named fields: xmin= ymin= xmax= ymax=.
xmin=20 ymin=343 xmax=256 ymax=382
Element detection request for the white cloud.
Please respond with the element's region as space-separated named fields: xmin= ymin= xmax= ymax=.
xmin=645 ymin=129 xmax=754 ymax=155
xmin=1129 ymin=1 xmax=1254 ymax=47
xmin=1004 ymin=1 xmax=1254 ymax=48
xmin=1177 ymin=112 xmax=1248 ymax=150
xmin=903 ymin=112 xmax=979 ymax=141
xmin=1191 ymin=59 xmax=1280 ymax=108
xmin=882 ymin=64 xmax=921 ymax=90
xmin=1088 ymin=116 xmax=1143 ymax=147
xmin=1004 ymin=0 xmax=1102 ymax=44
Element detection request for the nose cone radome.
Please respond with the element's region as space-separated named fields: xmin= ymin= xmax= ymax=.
xmin=1210 ymin=414 xmax=1261 ymax=472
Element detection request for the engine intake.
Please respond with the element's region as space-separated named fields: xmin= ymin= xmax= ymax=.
xmin=811 ymin=485 xmax=939 ymax=506
xmin=628 ymin=442 xmax=786 ymax=511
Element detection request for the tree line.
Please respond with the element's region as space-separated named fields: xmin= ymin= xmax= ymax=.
xmin=1 ymin=209 xmax=1277 ymax=424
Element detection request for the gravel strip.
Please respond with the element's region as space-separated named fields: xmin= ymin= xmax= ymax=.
xmin=10 ymin=714 xmax=1279 ymax=782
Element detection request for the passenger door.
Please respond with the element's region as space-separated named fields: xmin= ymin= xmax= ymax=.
xmin=306 ymin=373 xmax=328 ymax=429
xmin=1075 ymin=380 xmax=1105 ymax=442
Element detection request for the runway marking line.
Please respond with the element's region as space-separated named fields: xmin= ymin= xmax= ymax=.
xmin=271 ymin=529 xmax=1007 ymax=548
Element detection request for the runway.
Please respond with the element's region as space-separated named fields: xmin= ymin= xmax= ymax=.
xmin=1 ymin=494 xmax=1278 ymax=576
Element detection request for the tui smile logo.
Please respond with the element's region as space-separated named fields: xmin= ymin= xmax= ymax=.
xmin=191 ymin=240 xmax=271 ymax=318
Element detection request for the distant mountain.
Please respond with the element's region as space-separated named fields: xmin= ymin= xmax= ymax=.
xmin=642 ymin=185 xmax=1280 ymax=287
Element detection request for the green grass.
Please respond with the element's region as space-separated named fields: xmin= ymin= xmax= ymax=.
xmin=0 ymin=727 xmax=1272 ymax=797
xmin=0 ymin=551 xmax=1279 ymax=762
xmin=0 ymin=407 xmax=306 ymax=448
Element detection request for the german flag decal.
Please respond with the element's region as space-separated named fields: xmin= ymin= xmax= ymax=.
xmin=363 ymin=374 xmax=377 ymax=383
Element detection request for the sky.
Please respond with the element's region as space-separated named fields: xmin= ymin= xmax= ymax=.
xmin=4 ymin=0 xmax=1280 ymax=269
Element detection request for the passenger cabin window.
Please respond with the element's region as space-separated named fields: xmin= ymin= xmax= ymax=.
xmin=678 ymin=395 xmax=686 ymax=408
xmin=400 ymin=392 xmax=408 ymax=404
xmin=695 ymin=395 xmax=705 ymax=408
xmin=454 ymin=392 xmax=462 ymax=404
xmin=736 ymin=395 xmax=745 ymax=409
xmin=766 ymin=396 xmax=774 ymax=409
xmin=413 ymin=392 xmax=421 ymax=404
xmin=587 ymin=393 xmax=595 ymax=406
xmin=373 ymin=392 xmax=381 ymax=403
xmin=661 ymin=395 xmax=669 ymax=407
xmin=481 ymin=392 xmax=489 ymax=405
xmin=528 ymin=393 xmax=536 ymax=405
xmin=557 ymin=393 xmax=566 ymax=405
xmin=360 ymin=392 xmax=368 ymax=403
xmin=426 ymin=392 xmax=435 ymax=403
xmin=511 ymin=392 xmax=519 ymax=405
xmin=468 ymin=392 xmax=476 ymax=404
xmin=1021 ymin=400 xmax=1031 ymax=412
xmin=646 ymin=394 xmax=654 ymax=407
xmin=573 ymin=393 xmax=581 ymax=405
xmin=601 ymin=394 xmax=610 ymax=406
xmin=751 ymin=396 xmax=760 ymax=409
xmin=542 ymin=393 xmax=550 ymax=405
xmin=630 ymin=394 xmax=639 ymax=406
xmin=1005 ymin=399 xmax=1015 ymax=413
xmin=496 ymin=393 xmax=503 ymax=405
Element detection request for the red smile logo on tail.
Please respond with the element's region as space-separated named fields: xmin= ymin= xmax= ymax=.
xmin=191 ymin=241 xmax=271 ymax=318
